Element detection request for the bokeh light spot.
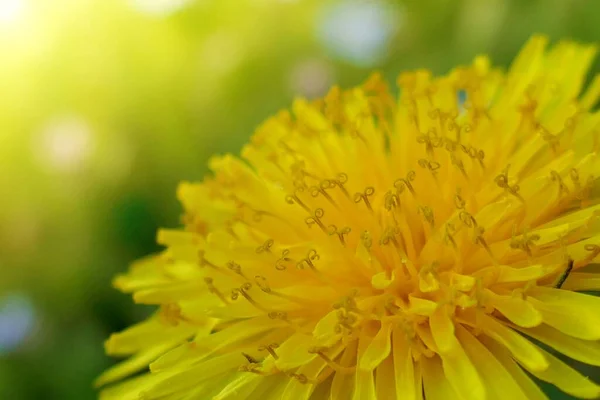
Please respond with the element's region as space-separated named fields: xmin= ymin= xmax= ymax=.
xmin=317 ymin=0 xmax=401 ymax=67
xmin=34 ymin=116 xmax=94 ymax=173
xmin=0 ymin=293 xmax=36 ymax=354
xmin=0 ymin=0 xmax=25 ymax=25
xmin=200 ymin=31 xmax=244 ymax=75
xmin=289 ymin=58 xmax=335 ymax=98
xmin=128 ymin=0 xmax=192 ymax=17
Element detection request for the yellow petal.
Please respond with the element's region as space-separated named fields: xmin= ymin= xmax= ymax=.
xmin=560 ymin=272 xmax=600 ymax=291
xmin=414 ymin=357 xmax=425 ymax=400
xmin=371 ymin=270 xmax=395 ymax=290
xmin=178 ymin=374 xmax=233 ymax=400
xmin=133 ymin=283 xmax=207 ymax=305
xmin=513 ymin=323 xmax=600 ymax=367
xmin=450 ymin=273 xmax=476 ymax=291
xmin=205 ymin=296 xmax=266 ymax=319
xmin=375 ymin=356 xmax=396 ymax=399
xmin=526 ymin=345 xmax=600 ymax=399
xmin=421 ymin=355 xmax=462 ymax=400
xmin=313 ymin=310 xmax=343 ymax=346
xmin=419 ymin=272 xmax=440 ymax=293
xmin=456 ymin=324 xmax=529 ymax=400
xmin=486 ymin=290 xmax=543 ymax=328
xmin=392 ymin=329 xmax=417 ymax=400
xmin=475 ymin=264 xmax=555 ymax=284
xmin=581 ymin=74 xmax=600 ymax=110
xmin=112 ymin=255 xmax=171 ymax=292
xmin=438 ymin=331 xmax=486 ymax=400
xmin=99 ymin=373 xmax=170 ymax=400
xmin=506 ymin=35 xmax=547 ymax=92
xmin=246 ymin=376 xmax=286 ymax=400
xmin=143 ymin=353 xmax=239 ymax=398
xmin=536 ymin=203 xmax=600 ymax=230
xmin=528 ymin=287 xmax=600 ymax=340
xmin=191 ymin=317 xmax=287 ymax=359
xmin=157 ymin=229 xmax=202 ymax=247
xmin=281 ymin=357 xmax=329 ymax=400
xmin=308 ymin=375 xmax=335 ymax=400
xmin=430 ymin=306 xmax=457 ymax=353
xmin=104 ymin=317 xmax=196 ymax=356
xmin=359 ymin=322 xmax=392 ymax=370
xmin=95 ymin=343 xmax=176 ymax=387
xmin=415 ymin=323 xmax=438 ymax=353
xmin=478 ymin=314 xmax=548 ymax=372
xmin=408 ymin=295 xmax=437 ymax=316
xmin=479 ymin=335 xmax=549 ymax=400
xmin=150 ymin=342 xmax=201 ymax=373
xmin=275 ymin=331 xmax=317 ymax=370
xmin=353 ymin=336 xmax=377 ymax=400
xmin=330 ymin=341 xmax=357 ymax=400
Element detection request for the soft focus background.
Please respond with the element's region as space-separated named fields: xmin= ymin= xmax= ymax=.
xmin=0 ymin=0 xmax=599 ymax=398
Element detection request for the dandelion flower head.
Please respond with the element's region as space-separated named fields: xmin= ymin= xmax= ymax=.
xmin=98 ymin=36 xmax=600 ymax=400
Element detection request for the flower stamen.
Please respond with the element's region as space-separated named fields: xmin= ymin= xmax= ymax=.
xmin=581 ymin=244 xmax=600 ymax=266
xmin=285 ymin=188 xmax=310 ymax=213
xmin=231 ymin=283 xmax=269 ymax=312
xmin=495 ymin=165 xmax=523 ymax=202
xmin=353 ymin=187 xmax=375 ymax=211
xmin=310 ymin=180 xmax=337 ymax=207
xmin=418 ymin=158 xmax=441 ymax=178
xmin=394 ymin=171 xmax=416 ymax=195
xmin=258 ymin=343 xmax=280 ymax=360
xmin=204 ymin=277 xmax=229 ymax=305
xmin=198 ymin=250 xmax=219 ymax=269
xmin=308 ymin=346 xmax=356 ymax=374
xmin=550 ymin=170 xmax=570 ymax=202
xmin=226 ymin=261 xmax=248 ymax=279
xmin=305 ymin=208 xmax=327 ymax=232
xmin=510 ymin=227 xmax=540 ymax=258
xmin=255 ymin=239 xmax=274 ymax=254
xmin=328 ymin=225 xmax=351 ymax=246
xmin=275 ymin=249 xmax=293 ymax=271
xmin=296 ymin=249 xmax=320 ymax=271
xmin=330 ymin=173 xmax=350 ymax=199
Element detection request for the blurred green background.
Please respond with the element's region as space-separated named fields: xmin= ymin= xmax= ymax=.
xmin=0 ymin=0 xmax=598 ymax=399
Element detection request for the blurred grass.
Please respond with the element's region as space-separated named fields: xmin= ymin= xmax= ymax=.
xmin=0 ymin=0 xmax=598 ymax=399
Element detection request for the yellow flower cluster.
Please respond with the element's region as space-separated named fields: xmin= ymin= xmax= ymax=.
xmin=98 ymin=36 xmax=600 ymax=400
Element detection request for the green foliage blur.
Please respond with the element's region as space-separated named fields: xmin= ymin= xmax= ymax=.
xmin=0 ymin=0 xmax=598 ymax=399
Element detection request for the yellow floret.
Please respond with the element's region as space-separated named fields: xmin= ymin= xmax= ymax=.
xmin=98 ymin=35 xmax=600 ymax=400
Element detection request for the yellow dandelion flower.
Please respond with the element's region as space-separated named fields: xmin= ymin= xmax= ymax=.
xmin=98 ymin=35 xmax=600 ymax=400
